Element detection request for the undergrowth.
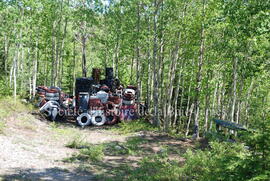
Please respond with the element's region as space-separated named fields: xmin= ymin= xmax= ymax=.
xmin=124 ymin=141 xmax=250 ymax=181
xmin=0 ymin=97 xmax=34 ymax=133
xmin=66 ymin=136 xmax=90 ymax=149
xmin=64 ymin=142 xmax=104 ymax=162
xmin=50 ymin=122 xmax=81 ymax=140
xmin=127 ymin=154 xmax=183 ymax=181
xmin=104 ymin=136 xmax=147 ymax=156
xmin=112 ymin=119 xmax=158 ymax=134
xmin=0 ymin=97 xmax=34 ymax=116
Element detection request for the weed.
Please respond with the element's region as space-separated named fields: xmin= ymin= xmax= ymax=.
xmin=0 ymin=97 xmax=33 ymax=113
xmin=65 ymin=142 xmax=104 ymax=162
xmin=127 ymin=154 xmax=183 ymax=181
xmin=50 ymin=122 xmax=81 ymax=141
xmin=0 ymin=97 xmax=34 ymax=124
xmin=79 ymin=145 xmax=104 ymax=161
xmin=112 ymin=119 xmax=158 ymax=134
xmin=104 ymin=136 xmax=147 ymax=156
xmin=66 ymin=136 xmax=89 ymax=149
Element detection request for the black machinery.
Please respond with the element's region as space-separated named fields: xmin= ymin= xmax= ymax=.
xmin=36 ymin=67 xmax=140 ymax=127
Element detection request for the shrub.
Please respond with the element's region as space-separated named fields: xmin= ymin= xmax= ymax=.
xmin=182 ymin=142 xmax=249 ymax=181
xmin=65 ymin=143 xmax=104 ymax=162
xmin=79 ymin=145 xmax=104 ymax=162
xmin=127 ymin=154 xmax=183 ymax=181
xmin=127 ymin=141 xmax=250 ymax=181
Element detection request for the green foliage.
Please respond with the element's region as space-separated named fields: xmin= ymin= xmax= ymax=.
xmin=112 ymin=120 xmax=158 ymax=134
xmin=127 ymin=153 xmax=183 ymax=181
xmin=0 ymin=97 xmax=35 ymax=134
xmin=0 ymin=0 xmax=269 ymax=179
xmin=79 ymin=145 xmax=104 ymax=162
xmin=127 ymin=141 xmax=250 ymax=181
xmin=182 ymin=142 xmax=249 ymax=181
xmin=0 ymin=78 xmax=12 ymax=96
xmin=0 ymin=97 xmax=33 ymax=116
xmin=65 ymin=136 xmax=90 ymax=149
xmin=239 ymin=111 xmax=270 ymax=181
xmin=104 ymin=136 xmax=147 ymax=156
xmin=127 ymin=120 xmax=270 ymax=181
xmin=65 ymin=143 xmax=104 ymax=162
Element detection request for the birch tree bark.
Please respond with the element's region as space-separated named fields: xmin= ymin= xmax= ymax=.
xmin=194 ymin=0 xmax=206 ymax=139
xmin=230 ymin=57 xmax=238 ymax=123
xmin=152 ymin=0 xmax=160 ymax=127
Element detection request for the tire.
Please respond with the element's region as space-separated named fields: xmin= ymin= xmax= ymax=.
xmin=122 ymin=99 xmax=135 ymax=105
xmin=49 ymin=86 xmax=61 ymax=91
xmin=46 ymin=92 xmax=59 ymax=97
xmin=90 ymin=110 xmax=106 ymax=126
xmin=105 ymin=114 xmax=118 ymax=125
xmin=108 ymin=96 xmax=121 ymax=105
xmin=45 ymin=97 xmax=60 ymax=101
xmin=106 ymin=101 xmax=115 ymax=110
xmin=40 ymin=101 xmax=60 ymax=120
xmin=76 ymin=113 xmax=92 ymax=127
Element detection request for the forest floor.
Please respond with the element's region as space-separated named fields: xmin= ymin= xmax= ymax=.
xmin=0 ymin=108 xmax=204 ymax=181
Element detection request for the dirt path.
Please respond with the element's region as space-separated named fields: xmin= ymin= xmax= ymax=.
xmin=0 ymin=112 xmax=129 ymax=181
xmin=0 ymin=111 xmax=197 ymax=181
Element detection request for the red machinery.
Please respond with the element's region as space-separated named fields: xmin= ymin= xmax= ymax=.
xmin=36 ymin=68 xmax=139 ymax=127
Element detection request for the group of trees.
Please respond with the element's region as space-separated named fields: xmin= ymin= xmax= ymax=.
xmin=0 ymin=0 xmax=269 ymax=137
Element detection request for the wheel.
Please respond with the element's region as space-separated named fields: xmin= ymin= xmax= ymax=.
xmin=45 ymin=92 xmax=59 ymax=97
xmin=105 ymin=114 xmax=118 ymax=125
xmin=90 ymin=110 xmax=106 ymax=126
xmin=76 ymin=113 xmax=92 ymax=127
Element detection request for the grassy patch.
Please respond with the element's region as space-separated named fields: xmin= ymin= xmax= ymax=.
xmin=0 ymin=97 xmax=34 ymax=113
xmin=79 ymin=145 xmax=104 ymax=161
xmin=66 ymin=136 xmax=90 ymax=149
xmin=0 ymin=97 xmax=34 ymax=122
xmin=0 ymin=120 xmax=6 ymax=134
xmin=64 ymin=144 xmax=104 ymax=162
xmin=126 ymin=154 xmax=183 ymax=181
xmin=112 ymin=119 xmax=158 ymax=134
xmin=16 ymin=114 xmax=37 ymax=131
xmin=104 ymin=136 xmax=147 ymax=156
xmin=0 ymin=97 xmax=36 ymax=134
xmin=50 ymin=122 xmax=81 ymax=140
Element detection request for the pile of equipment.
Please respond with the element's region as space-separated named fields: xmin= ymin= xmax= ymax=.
xmin=36 ymin=68 xmax=139 ymax=127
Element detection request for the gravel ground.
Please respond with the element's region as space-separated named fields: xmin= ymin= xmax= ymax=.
xmin=0 ymin=113 xmax=128 ymax=181
xmin=0 ymin=111 xmax=196 ymax=181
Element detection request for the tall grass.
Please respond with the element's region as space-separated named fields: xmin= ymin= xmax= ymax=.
xmin=0 ymin=97 xmax=34 ymax=116
xmin=0 ymin=97 xmax=35 ymax=133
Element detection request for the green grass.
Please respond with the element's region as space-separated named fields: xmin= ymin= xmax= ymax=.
xmin=0 ymin=97 xmax=34 ymax=118
xmin=0 ymin=97 xmax=35 ymax=134
xmin=126 ymin=154 xmax=183 ymax=181
xmin=79 ymin=145 xmax=104 ymax=161
xmin=50 ymin=122 xmax=81 ymax=141
xmin=65 ymin=135 xmax=148 ymax=165
xmin=112 ymin=119 xmax=158 ymax=134
xmin=64 ymin=143 xmax=104 ymax=162
xmin=66 ymin=136 xmax=90 ymax=149
xmin=0 ymin=120 xmax=5 ymax=134
xmin=104 ymin=136 xmax=147 ymax=156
